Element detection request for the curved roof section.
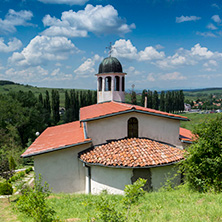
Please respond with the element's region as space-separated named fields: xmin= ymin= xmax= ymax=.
xmin=98 ymin=57 xmax=123 ymax=74
xmin=80 ymin=101 xmax=189 ymax=122
xmin=21 ymin=121 xmax=91 ymax=158
xmin=79 ymin=138 xmax=184 ymax=168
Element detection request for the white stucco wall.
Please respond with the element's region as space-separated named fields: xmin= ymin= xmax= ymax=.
xmin=89 ymin=164 xmax=181 ymax=194
xmin=90 ymin=166 xmax=132 ymax=194
xmin=86 ymin=112 xmax=180 ymax=146
xmin=151 ymin=165 xmax=180 ymax=191
xmin=34 ymin=143 xmax=91 ymax=193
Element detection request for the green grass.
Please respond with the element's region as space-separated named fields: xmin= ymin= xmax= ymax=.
xmin=180 ymin=113 xmax=222 ymax=131
xmin=5 ymin=184 xmax=222 ymax=221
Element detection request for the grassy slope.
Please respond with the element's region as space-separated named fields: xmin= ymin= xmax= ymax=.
xmin=3 ymin=185 xmax=222 ymax=221
xmin=180 ymin=113 xmax=222 ymax=131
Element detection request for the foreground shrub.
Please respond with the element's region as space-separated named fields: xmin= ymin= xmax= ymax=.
xmin=94 ymin=178 xmax=147 ymax=221
xmin=16 ymin=175 xmax=56 ymax=222
xmin=0 ymin=182 xmax=13 ymax=195
xmin=181 ymin=115 xmax=222 ymax=192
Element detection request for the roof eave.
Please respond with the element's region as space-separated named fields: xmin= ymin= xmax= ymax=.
xmin=81 ymin=109 xmax=189 ymax=122
xmin=21 ymin=140 xmax=92 ymax=158
xmin=79 ymin=158 xmax=183 ymax=169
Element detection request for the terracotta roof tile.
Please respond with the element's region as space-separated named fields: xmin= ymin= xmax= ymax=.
xmin=21 ymin=121 xmax=91 ymax=157
xmin=80 ymin=101 xmax=188 ymax=121
xmin=179 ymin=127 xmax=194 ymax=142
xmin=79 ymin=138 xmax=184 ymax=168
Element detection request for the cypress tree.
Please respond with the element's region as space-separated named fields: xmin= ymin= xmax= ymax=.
xmin=147 ymin=90 xmax=153 ymax=108
xmin=38 ymin=93 xmax=43 ymax=105
xmin=141 ymin=89 xmax=147 ymax=107
xmin=152 ymin=90 xmax=159 ymax=110
xmin=131 ymin=91 xmax=137 ymax=105
xmin=51 ymin=89 xmax=60 ymax=124
xmin=179 ymin=90 xmax=185 ymax=112
xmin=160 ymin=91 xmax=165 ymax=111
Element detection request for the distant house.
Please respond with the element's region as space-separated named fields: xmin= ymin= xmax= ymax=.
xmin=184 ymin=103 xmax=191 ymax=112
xmin=22 ymin=57 xmax=193 ymax=194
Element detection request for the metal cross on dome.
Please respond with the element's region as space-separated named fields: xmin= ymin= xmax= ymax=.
xmin=106 ymin=42 xmax=115 ymax=57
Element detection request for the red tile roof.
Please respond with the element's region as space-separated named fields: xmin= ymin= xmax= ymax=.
xmin=80 ymin=101 xmax=189 ymax=122
xmin=79 ymin=138 xmax=184 ymax=168
xmin=21 ymin=121 xmax=91 ymax=157
xmin=179 ymin=127 xmax=194 ymax=142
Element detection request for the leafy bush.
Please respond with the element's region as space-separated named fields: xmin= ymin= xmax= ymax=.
xmin=182 ymin=115 xmax=222 ymax=192
xmin=9 ymin=156 xmax=16 ymax=170
xmin=25 ymin=166 xmax=33 ymax=174
xmin=94 ymin=178 xmax=147 ymax=221
xmin=0 ymin=182 xmax=13 ymax=195
xmin=16 ymin=175 xmax=56 ymax=221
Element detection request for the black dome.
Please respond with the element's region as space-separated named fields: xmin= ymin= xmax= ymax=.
xmin=98 ymin=57 xmax=123 ymax=74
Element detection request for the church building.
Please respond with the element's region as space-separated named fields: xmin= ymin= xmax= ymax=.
xmin=22 ymin=56 xmax=193 ymax=194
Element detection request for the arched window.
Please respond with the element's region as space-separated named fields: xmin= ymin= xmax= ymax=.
xmin=98 ymin=77 xmax=102 ymax=91
xmin=105 ymin=76 xmax=111 ymax=91
xmin=114 ymin=76 xmax=120 ymax=91
xmin=128 ymin=117 xmax=138 ymax=138
xmin=122 ymin=76 xmax=125 ymax=91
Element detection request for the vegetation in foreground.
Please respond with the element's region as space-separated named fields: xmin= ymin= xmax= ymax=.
xmin=0 ymin=184 xmax=221 ymax=222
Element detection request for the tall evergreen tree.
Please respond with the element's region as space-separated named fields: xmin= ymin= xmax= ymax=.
xmin=159 ymin=91 xmax=165 ymax=111
xmin=152 ymin=90 xmax=159 ymax=110
xmin=179 ymin=90 xmax=185 ymax=112
xmin=51 ymin=89 xmax=60 ymax=124
xmin=147 ymin=90 xmax=153 ymax=108
xmin=165 ymin=91 xmax=171 ymax=113
xmin=44 ymin=90 xmax=51 ymax=114
xmin=38 ymin=93 xmax=43 ymax=105
xmin=65 ymin=91 xmax=70 ymax=111
xmin=131 ymin=91 xmax=137 ymax=105
xmin=141 ymin=89 xmax=147 ymax=107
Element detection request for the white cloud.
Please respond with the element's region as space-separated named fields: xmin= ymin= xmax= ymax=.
xmin=155 ymin=44 xmax=222 ymax=69
xmin=38 ymin=0 xmax=88 ymax=5
xmin=191 ymin=44 xmax=214 ymax=59
xmin=212 ymin=3 xmax=220 ymax=9
xmin=138 ymin=46 xmax=165 ymax=61
xmin=9 ymin=35 xmax=78 ymax=66
xmin=112 ymin=39 xmax=164 ymax=61
xmin=126 ymin=66 xmax=141 ymax=76
xmin=0 ymin=9 xmax=33 ymax=33
xmin=0 ymin=38 xmax=22 ymax=53
xmin=112 ymin=39 xmax=138 ymax=60
xmin=42 ymin=4 xmax=135 ymax=37
xmin=147 ymin=73 xmax=155 ymax=81
xmin=196 ymin=31 xmax=217 ymax=38
xmin=207 ymin=23 xmax=218 ymax=30
xmin=74 ymin=54 xmax=101 ymax=78
xmin=159 ymin=72 xmax=186 ymax=80
xmin=176 ymin=15 xmax=201 ymax=23
xmin=212 ymin=15 xmax=221 ymax=23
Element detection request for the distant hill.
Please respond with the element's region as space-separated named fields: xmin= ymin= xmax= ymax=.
xmin=0 ymin=80 xmax=16 ymax=86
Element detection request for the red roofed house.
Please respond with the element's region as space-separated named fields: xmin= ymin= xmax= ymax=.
xmin=22 ymin=57 xmax=193 ymax=194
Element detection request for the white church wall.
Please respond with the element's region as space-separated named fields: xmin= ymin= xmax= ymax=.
xmin=86 ymin=112 xmax=180 ymax=146
xmin=34 ymin=143 xmax=91 ymax=193
xmin=151 ymin=165 xmax=180 ymax=191
xmin=90 ymin=166 xmax=132 ymax=194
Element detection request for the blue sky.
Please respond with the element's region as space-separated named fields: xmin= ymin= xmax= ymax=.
xmin=0 ymin=0 xmax=222 ymax=90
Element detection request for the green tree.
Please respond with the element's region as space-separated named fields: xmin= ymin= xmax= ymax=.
xmin=182 ymin=116 xmax=222 ymax=192
xmin=131 ymin=91 xmax=137 ymax=105
xmin=141 ymin=89 xmax=147 ymax=107
xmin=147 ymin=90 xmax=153 ymax=108
xmin=51 ymin=89 xmax=60 ymax=124
xmin=159 ymin=91 xmax=165 ymax=111
xmin=16 ymin=175 xmax=56 ymax=221
xmin=152 ymin=90 xmax=159 ymax=110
